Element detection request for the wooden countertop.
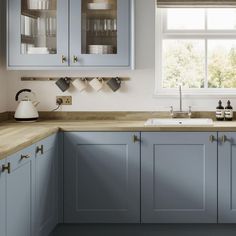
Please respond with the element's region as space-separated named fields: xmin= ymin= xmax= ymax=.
xmin=1 ymin=119 xmax=236 ymax=160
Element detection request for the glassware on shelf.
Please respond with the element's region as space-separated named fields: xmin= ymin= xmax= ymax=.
xmin=21 ymin=0 xmax=57 ymax=55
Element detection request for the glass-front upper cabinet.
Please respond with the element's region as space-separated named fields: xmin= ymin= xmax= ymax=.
xmin=8 ymin=0 xmax=133 ymax=69
xmin=8 ymin=0 xmax=68 ymax=67
xmin=70 ymin=0 xmax=131 ymax=67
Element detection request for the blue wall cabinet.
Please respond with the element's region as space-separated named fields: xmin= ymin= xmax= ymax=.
xmin=5 ymin=145 xmax=36 ymax=236
xmin=0 ymin=159 xmax=6 ymax=236
xmin=35 ymin=134 xmax=58 ymax=236
xmin=64 ymin=132 xmax=140 ymax=223
xmin=70 ymin=0 xmax=132 ymax=67
xmin=141 ymin=132 xmax=218 ymax=223
xmin=8 ymin=0 xmax=133 ymax=69
xmin=8 ymin=0 xmax=69 ymax=68
xmin=218 ymin=132 xmax=236 ymax=223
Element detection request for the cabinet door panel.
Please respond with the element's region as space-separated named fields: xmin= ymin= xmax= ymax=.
xmin=70 ymin=0 xmax=131 ymax=67
xmin=218 ymin=132 xmax=236 ymax=223
xmin=141 ymin=132 xmax=217 ymax=223
xmin=6 ymin=145 xmax=35 ymax=236
xmin=8 ymin=0 xmax=69 ymax=67
xmin=35 ymin=134 xmax=58 ymax=236
xmin=64 ymin=132 xmax=140 ymax=223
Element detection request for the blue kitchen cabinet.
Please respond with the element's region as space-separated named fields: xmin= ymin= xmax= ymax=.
xmin=70 ymin=0 xmax=133 ymax=68
xmin=141 ymin=132 xmax=218 ymax=223
xmin=8 ymin=0 xmax=134 ymax=69
xmin=64 ymin=132 xmax=140 ymax=223
xmin=5 ymin=145 xmax=36 ymax=236
xmin=35 ymin=134 xmax=59 ymax=236
xmin=0 ymin=159 xmax=6 ymax=236
xmin=8 ymin=0 xmax=69 ymax=68
xmin=218 ymin=132 xmax=236 ymax=223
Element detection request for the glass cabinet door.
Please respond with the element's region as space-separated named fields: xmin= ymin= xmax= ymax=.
xmin=70 ymin=0 xmax=131 ymax=67
xmin=8 ymin=0 xmax=68 ymax=67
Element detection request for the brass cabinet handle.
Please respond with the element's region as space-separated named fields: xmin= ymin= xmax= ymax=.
xmin=36 ymin=145 xmax=44 ymax=155
xmin=132 ymin=135 xmax=140 ymax=143
xmin=62 ymin=55 xmax=67 ymax=64
xmin=209 ymin=135 xmax=218 ymax=143
xmin=221 ymin=135 xmax=231 ymax=143
xmin=2 ymin=163 xmax=11 ymax=174
xmin=20 ymin=154 xmax=31 ymax=161
xmin=73 ymin=55 xmax=78 ymax=63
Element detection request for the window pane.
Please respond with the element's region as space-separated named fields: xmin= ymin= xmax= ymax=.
xmin=167 ymin=9 xmax=205 ymax=30
xmin=163 ymin=40 xmax=205 ymax=89
xmin=208 ymin=9 xmax=236 ymax=30
xmin=208 ymin=40 xmax=236 ymax=88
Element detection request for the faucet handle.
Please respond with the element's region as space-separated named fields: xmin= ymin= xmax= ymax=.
xmin=170 ymin=106 xmax=174 ymax=118
xmin=188 ymin=106 xmax=192 ymax=118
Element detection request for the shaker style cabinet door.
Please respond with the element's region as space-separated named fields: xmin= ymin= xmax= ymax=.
xmin=64 ymin=132 xmax=140 ymax=223
xmin=0 ymin=159 xmax=6 ymax=236
xmin=5 ymin=145 xmax=35 ymax=236
xmin=8 ymin=0 xmax=69 ymax=67
xmin=70 ymin=0 xmax=132 ymax=67
xmin=218 ymin=132 xmax=236 ymax=223
xmin=141 ymin=132 xmax=218 ymax=223
xmin=35 ymin=134 xmax=58 ymax=236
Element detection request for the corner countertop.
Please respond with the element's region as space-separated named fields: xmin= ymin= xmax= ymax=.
xmin=1 ymin=119 xmax=236 ymax=160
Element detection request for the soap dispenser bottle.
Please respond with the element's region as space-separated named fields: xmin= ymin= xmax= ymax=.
xmin=216 ymin=100 xmax=225 ymax=121
xmin=225 ymin=100 xmax=233 ymax=121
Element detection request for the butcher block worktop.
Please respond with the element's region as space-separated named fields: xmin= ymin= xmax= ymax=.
xmin=1 ymin=118 xmax=236 ymax=160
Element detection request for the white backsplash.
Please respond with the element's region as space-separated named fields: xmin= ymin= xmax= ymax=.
xmin=1 ymin=0 xmax=236 ymax=113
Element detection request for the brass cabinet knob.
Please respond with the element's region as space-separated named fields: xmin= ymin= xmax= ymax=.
xmin=221 ymin=135 xmax=231 ymax=143
xmin=20 ymin=154 xmax=31 ymax=161
xmin=62 ymin=55 xmax=67 ymax=64
xmin=132 ymin=135 xmax=140 ymax=143
xmin=36 ymin=145 xmax=44 ymax=155
xmin=73 ymin=56 xmax=78 ymax=63
xmin=209 ymin=135 xmax=217 ymax=143
xmin=2 ymin=163 xmax=11 ymax=174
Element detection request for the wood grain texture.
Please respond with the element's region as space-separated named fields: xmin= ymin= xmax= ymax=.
xmin=1 ymin=118 xmax=236 ymax=160
xmin=7 ymin=111 xmax=222 ymax=121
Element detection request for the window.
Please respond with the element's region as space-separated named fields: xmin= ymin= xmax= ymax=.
xmin=156 ymin=8 xmax=236 ymax=95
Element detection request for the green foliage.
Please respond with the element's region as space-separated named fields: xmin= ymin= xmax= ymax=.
xmin=208 ymin=46 xmax=236 ymax=88
xmin=163 ymin=40 xmax=204 ymax=89
xmin=163 ymin=40 xmax=236 ymax=89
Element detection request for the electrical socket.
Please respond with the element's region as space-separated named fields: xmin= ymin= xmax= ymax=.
xmin=56 ymin=96 xmax=72 ymax=105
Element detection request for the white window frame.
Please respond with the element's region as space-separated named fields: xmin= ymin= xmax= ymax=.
xmin=155 ymin=8 xmax=236 ymax=98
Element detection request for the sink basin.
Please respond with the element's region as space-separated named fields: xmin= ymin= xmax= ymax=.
xmin=145 ymin=118 xmax=214 ymax=127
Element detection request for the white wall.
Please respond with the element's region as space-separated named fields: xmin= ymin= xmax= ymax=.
xmin=0 ymin=0 xmax=7 ymax=113
xmin=4 ymin=0 xmax=234 ymax=112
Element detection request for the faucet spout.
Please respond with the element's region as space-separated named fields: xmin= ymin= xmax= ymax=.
xmin=179 ymin=85 xmax=182 ymax=112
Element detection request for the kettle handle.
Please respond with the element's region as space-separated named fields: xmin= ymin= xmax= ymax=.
xmin=15 ymin=89 xmax=32 ymax=101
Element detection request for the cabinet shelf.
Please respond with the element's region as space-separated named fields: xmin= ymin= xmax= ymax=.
xmin=21 ymin=9 xmax=56 ymax=18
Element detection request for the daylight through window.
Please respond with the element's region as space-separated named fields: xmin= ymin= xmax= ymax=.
xmin=156 ymin=8 xmax=236 ymax=93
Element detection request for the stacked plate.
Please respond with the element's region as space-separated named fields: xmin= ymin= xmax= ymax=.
xmin=88 ymin=45 xmax=114 ymax=54
xmin=88 ymin=0 xmax=112 ymax=10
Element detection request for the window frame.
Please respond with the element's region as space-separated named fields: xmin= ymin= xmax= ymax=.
xmin=155 ymin=8 xmax=236 ymax=97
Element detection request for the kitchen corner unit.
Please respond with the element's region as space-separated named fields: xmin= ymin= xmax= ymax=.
xmin=7 ymin=0 xmax=134 ymax=69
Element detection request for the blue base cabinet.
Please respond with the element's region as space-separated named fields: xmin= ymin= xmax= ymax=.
xmin=218 ymin=132 xmax=236 ymax=223
xmin=0 ymin=159 xmax=6 ymax=236
xmin=141 ymin=132 xmax=218 ymax=223
xmin=5 ymin=145 xmax=36 ymax=236
xmin=35 ymin=134 xmax=59 ymax=236
xmin=64 ymin=132 xmax=140 ymax=223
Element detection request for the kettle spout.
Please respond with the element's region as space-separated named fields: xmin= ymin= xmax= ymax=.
xmin=33 ymin=101 xmax=40 ymax=107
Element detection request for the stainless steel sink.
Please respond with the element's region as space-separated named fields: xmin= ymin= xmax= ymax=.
xmin=145 ymin=118 xmax=214 ymax=127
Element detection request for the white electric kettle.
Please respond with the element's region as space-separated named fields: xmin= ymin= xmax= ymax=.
xmin=14 ymin=89 xmax=40 ymax=122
